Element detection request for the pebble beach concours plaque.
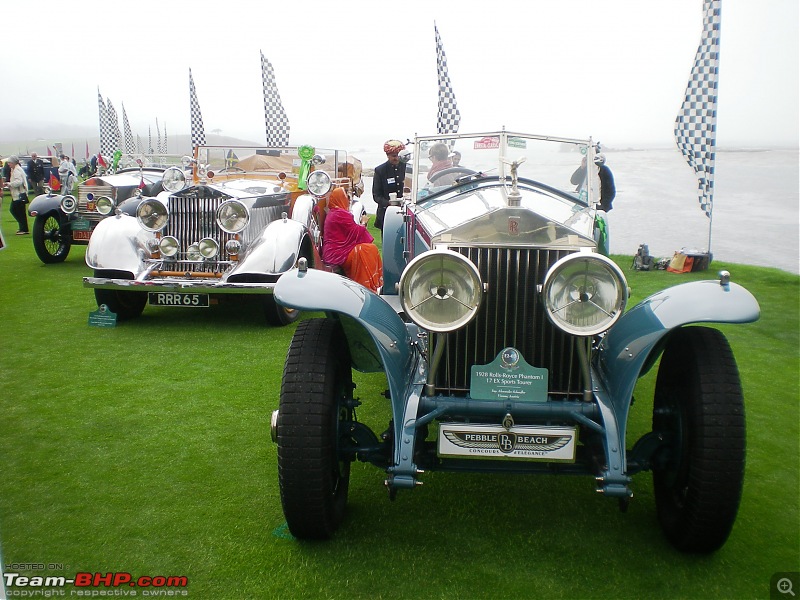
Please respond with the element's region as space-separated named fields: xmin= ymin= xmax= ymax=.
xmin=470 ymin=347 xmax=548 ymax=402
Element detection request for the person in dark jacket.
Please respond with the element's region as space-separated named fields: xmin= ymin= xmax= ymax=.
xmin=372 ymin=139 xmax=406 ymax=234
xmin=27 ymin=153 xmax=45 ymax=194
xmin=570 ymin=153 xmax=616 ymax=212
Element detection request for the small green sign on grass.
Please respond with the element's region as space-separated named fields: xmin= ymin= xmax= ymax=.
xmin=88 ymin=304 xmax=117 ymax=327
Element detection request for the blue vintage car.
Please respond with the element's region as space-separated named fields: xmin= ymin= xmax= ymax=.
xmin=271 ymin=130 xmax=760 ymax=552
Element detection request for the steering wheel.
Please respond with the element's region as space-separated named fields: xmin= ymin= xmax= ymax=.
xmin=429 ymin=167 xmax=477 ymax=184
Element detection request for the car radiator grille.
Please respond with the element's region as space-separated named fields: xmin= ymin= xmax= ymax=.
xmin=77 ymin=185 xmax=114 ymax=217
xmin=435 ymin=246 xmax=585 ymax=398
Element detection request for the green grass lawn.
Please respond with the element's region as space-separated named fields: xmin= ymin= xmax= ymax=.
xmin=1 ymin=194 xmax=798 ymax=599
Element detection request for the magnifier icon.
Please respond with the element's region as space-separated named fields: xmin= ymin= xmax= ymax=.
xmin=778 ymin=578 xmax=796 ymax=596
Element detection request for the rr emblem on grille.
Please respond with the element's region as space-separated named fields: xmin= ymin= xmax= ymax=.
xmin=508 ymin=217 xmax=520 ymax=235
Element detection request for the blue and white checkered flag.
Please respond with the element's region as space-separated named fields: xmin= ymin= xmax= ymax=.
xmin=674 ymin=0 xmax=720 ymax=219
xmin=122 ymin=104 xmax=136 ymax=154
xmin=189 ymin=69 xmax=206 ymax=149
xmin=435 ymin=23 xmax=461 ymax=135
xmin=97 ymin=89 xmax=114 ymax=159
xmin=261 ymin=52 xmax=290 ymax=147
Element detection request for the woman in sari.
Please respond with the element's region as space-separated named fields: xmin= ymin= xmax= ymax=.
xmin=322 ymin=188 xmax=383 ymax=292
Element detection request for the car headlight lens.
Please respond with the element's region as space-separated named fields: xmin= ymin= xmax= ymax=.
xmin=306 ymin=170 xmax=332 ymax=197
xmin=225 ymin=239 xmax=242 ymax=256
xmin=216 ymin=200 xmax=249 ymax=233
xmin=162 ymin=166 xmax=187 ymax=193
xmin=198 ymin=237 xmax=219 ymax=259
xmin=542 ymin=253 xmax=627 ymax=336
xmin=60 ymin=195 xmax=77 ymax=214
xmin=186 ymin=243 xmax=202 ymax=261
xmin=95 ymin=195 xmax=115 ymax=215
xmin=136 ymin=199 xmax=169 ymax=231
xmin=399 ymin=249 xmax=483 ymax=332
xmin=159 ymin=236 xmax=179 ymax=257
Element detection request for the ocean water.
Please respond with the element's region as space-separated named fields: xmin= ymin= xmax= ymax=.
xmin=358 ymin=147 xmax=799 ymax=275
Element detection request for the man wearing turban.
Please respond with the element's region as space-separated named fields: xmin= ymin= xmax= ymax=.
xmin=371 ymin=139 xmax=406 ymax=234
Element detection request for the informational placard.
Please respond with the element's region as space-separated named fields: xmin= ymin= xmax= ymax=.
xmin=470 ymin=347 xmax=548 ymax=402
xmin=88 ymin=304 xmax=117 ymax=327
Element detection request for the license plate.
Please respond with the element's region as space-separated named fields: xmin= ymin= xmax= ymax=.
xmin=148 ymin=292 xmax=209 ymax=308
xmin=438 ymin=423 xmax=576 ymax=462
xmin=72 ymin=230 xmax=92 ymax=241
xmin=71 ymin=218 xmax=91 ymax=231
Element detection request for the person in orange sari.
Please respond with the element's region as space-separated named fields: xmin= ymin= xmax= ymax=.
xmin=322 ymin=188 xmax=383 ymax=292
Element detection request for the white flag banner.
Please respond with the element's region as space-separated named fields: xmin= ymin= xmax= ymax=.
xmin=674 ymin=0 xmax=721 ymax=219
xmin=97 ymin=89 xmax=113 ymax=159
xmin=122 ymin=104 xmax=136 ymax=154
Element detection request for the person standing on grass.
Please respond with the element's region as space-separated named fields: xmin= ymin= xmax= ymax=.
xmin=7 ymin=156 xmax=30 ymax=234
xmin=372 ymin=139 xmax=406 ymax=235
xmin=27 ymin=152 xmax=45 ymax=194
xmin=59 ymin=155 xmax=77 ymax=193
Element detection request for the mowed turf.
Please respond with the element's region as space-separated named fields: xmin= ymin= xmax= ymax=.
xmin=0 ymin=197 xmax=798 ymax=599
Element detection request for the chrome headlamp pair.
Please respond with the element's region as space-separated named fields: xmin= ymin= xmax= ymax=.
xmin=60 ymin=193 xmax=114 ymax=216
xmin=398 ymin=250 xmax=626 ymax=336
xmin=136 ymin=199 xmax=250 ymax=234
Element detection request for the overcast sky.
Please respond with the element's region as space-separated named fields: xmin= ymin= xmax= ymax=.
xmin=0 ymin=0 xmax=797 ymax=154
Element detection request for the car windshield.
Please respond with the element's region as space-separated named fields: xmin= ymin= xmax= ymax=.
xmin=411 ymin=131 xmax=599 ymax=205
xmin=195 ymin=145 xmax=351 ymax=182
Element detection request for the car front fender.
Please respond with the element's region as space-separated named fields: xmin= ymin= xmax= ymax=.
xmin=598 ymin=278 xmax=760 ymax=409
xmin=233 ymin=217 xmax=307 ymax=277
xmin=275 ymin=267 xmax=414 ymax=399
xmin=28 ymin=193 xmax=65 ymax=217
xmin=84 ymin=213 xmax=150 ymax=275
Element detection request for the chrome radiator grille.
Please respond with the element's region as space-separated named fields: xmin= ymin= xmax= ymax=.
xmin=436 ymin=246 xmax=583 ymax=398
xmin=163 ymin=195 xmax=236 ymax=272
xmin=77 ymin=184 xmax=114 ymax=214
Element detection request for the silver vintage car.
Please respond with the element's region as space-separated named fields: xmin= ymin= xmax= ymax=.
xmin=272 ymin=130 xmax=760 ymax=552
xmin=82 ymin=144 xmax=365 ymax=325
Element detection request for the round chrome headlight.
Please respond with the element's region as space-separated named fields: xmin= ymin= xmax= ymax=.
xmin=95 ymin=195 xmax=115 ymax=215
xmin=216 ymin=200 xmax=249 ymax=233
xmin=162 ymin=166 xmax=187 ymax=193
xmin=542 ymin=253 xmax=628 ymax=336
xmin=198 ymin=237 xmax=219 ymax=259
xmin=159 ymin=236 xmax=179 ymax=257
xmin=186 ymin=242 xmax=202 ymax=262
xmin=136 ymin=199 xmax=169 ymax=231
xmin=225 ymin=239 xmax=242 ymax=255
xmin=306 ymin=170 xmax=332 ymax=197
xmin=60 ymin=195 xmax=77 ymax=214
xmin=399 ymin=249 xmax=483 ymax=333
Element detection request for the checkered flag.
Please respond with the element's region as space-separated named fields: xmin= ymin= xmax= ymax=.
xmin=98 ymin=89 xmax=114 ymax=159
xmin=162 ymin=122 xmax=168 ymax=154
xmin=189 ymin=69 xmax=206 ymax=148
xmin=106 ymin=99 xmax=121 ymax=154
xmin=260 ymin=52 xmax=290 ymax=147
xmin=122 ymin=104 xmax=136 ymax=154
xmin=674 ymin=0 xmax=720 ymax=219
xmin=435 ymin=23 xmax=461 ymax=135
xmin=156 ymin=119 xmax=162 ymax=156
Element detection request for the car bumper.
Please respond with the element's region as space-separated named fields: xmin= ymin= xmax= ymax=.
xmin=83 ymin=276 xmax=276 ymax=295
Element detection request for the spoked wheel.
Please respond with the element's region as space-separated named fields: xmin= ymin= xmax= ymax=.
xmin=652 ymin=326 xmax=746 ymax=553
xmin=32 ymin=213 xmax=71 ymax=263
xmin=276 ymin=318 xmax=354 ymax=539
xmin=93 ymin=270 xmax=147 ymax=320
xmin=263 ymin=295 xmax=300 ymax=326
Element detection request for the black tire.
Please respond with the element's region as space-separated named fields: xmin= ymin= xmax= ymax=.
xmin=276 ymin=318 xmax=353 ymax=539
xmin=263 ymin=294 xmax=300 ymax=327
xmin=32 ymin=213 xmax=71 ymax=264
xmin=93 ymin=270 xmax=147 ymax=320
xmin=652 ymin=326 xmax=745 ymax=553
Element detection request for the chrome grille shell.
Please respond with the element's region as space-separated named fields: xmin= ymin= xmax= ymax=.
xmin=435 ymin=245 xmax=584 ymax=398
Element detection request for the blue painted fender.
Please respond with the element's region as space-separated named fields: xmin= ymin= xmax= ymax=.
xmin=381 ymin=204 xmax=406 ymax=295
xmin=598 ymin=278 xmax=760 ymax=417
xmin=28 ymin=192 xmax=66 ymax=217
xmin=275 ymin=267 xmax=414 ymax=406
